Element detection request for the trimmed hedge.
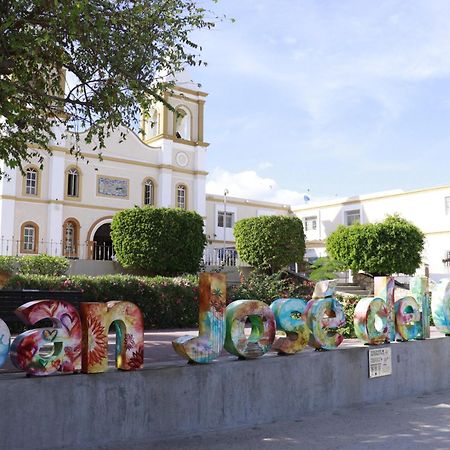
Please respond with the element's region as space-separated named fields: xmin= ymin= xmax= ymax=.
xmin=0 ymin=255 xmax=69 ymax=276
xmin=111 ymin=206 xmax=207 ymax=275
xmin=326 ymin=215 xmax=425 ymax=276
xmin=233 ymin=215 xmax=305 ymax=274
xmin=4 ymin=274 xmax=199 ymax=329
xmin=1 ymin=272 xmax=360 ymax=337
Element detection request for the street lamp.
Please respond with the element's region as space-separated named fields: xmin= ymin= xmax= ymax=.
xmin=223 ymin=188 xmax=229 ymax=264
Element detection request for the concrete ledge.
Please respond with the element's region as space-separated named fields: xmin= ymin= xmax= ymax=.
xmin=2 ymin=336 xmax=450 ymax=449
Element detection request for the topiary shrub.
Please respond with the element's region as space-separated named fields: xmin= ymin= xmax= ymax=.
xmin=326 ymin=215 xmax=425 ymax=276
xmin=111 ymin=207 xmax=206 ymax=276
xmin=233 ymin=215 xmax=305 ymax=274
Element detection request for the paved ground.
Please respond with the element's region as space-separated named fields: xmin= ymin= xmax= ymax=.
xmin=105 ymin=388 xmax=450 ymax=450
xmin=1 ymin=327 xmax=444 ymax=373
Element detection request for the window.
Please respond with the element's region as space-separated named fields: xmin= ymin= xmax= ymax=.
xmin=446 ymin=196 xmax=450 ymax=215
xmin=25 ymin=167 xmax=38 ymax=195
xmin=345 ymin=209 xmax=361 ymax=226
xmin=146 ymin=109 xmax=160 ymax=138
xmin=63 ymin=218 xmax=80 ymax=257
xmin=67 ymin=168 xmax=79 ymax=197
xmin=176 ymin=184 xmax=187 ymax=209
xmin=304 ymin=216 xmax=317 ymax=232
xmin=175 ymin=107 xmax=191 ymax=140
xmin=21 ymin=222 xmax=39 ymax=253
xmin=218 ymin=211 xmax=234 ymax=228
xmin=143 ymin=179 xmax=154 ymax=206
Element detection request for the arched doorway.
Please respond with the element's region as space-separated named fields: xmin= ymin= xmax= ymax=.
xmin=93 ymin=223 xmax=113 ymax=260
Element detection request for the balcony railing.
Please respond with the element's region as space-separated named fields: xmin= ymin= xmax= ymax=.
xmin=0 ymin=237 xmax=114 ymax=261
xmin=202 ymin=247 xmax=241 ymax=267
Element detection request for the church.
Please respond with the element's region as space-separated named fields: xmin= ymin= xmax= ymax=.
xmin=0 ymin=73 xmax=291 ymax=262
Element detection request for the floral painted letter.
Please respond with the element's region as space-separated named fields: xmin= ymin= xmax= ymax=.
xmin=224 ymin=300 xmax=276 ymax=359
xmin=10 ymin=300 xmax=81 ymax=376
xmin=353 ymin=297 xmax=389 ymax=345
xmin=0 ymin=318 xmax=10 ymax=367
xmin=270 ymin=298 xmax=310 ymax=354
xmin=172 ymin=273 xmax=226 ymax=364
xmin=81 ymin=301 xmax=144 ymax=373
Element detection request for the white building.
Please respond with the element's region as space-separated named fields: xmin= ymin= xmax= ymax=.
xmin=293 ymin=186 xmax=450 ymax=280
xmin=2 ymin=72 xmax=448 ymax=279
xmin=0 ymin=75 xmax=290 ymax=262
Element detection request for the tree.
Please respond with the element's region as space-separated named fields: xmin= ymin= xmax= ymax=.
xmin=110 ymin=206 xmax=206 ymax=275
xmin=326 ymin=215 xmax=425 ymax=276
xmin=308 ymin=257 xmax=346 ymax=282
xmin=0 ymin=0 xmax=220 ymax=175
xmin=233 ymin=215 xmax=305 ymax=274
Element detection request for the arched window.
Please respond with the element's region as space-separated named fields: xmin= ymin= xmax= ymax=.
xmin=21 ymin=222 xmax=39 ymax=253
xmin=63 ymin=219 xmax=79 ymax=257
xmin=175 ymin=107 xmax=191 ymax=141
xmin=146 ymin=109 xmax=160 ymax=138
xmin=24 ymin=167 xmax=39 ymax=196
xmin=143 ymin=178 xmax=155 ymax=206
xmin=176 ymin=184 xmax=187 ymax=209
xmin=66 ymin=167 xmax=80 ymax=198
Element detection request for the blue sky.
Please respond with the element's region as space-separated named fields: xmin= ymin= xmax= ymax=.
xmin=189 ymin=0 xmax=450 ymax=205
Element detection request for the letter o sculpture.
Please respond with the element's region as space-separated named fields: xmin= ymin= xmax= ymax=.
xmin=353 ymin=297 xmax=389 ymax=345
xmin=224 ymin=300 xmax=276 ymax=359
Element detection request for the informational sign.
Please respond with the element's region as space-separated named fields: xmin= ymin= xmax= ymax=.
xmin=97 ymin=176 xmax=129 ymax=198
xmin=368 ymin=347 xmax=392 ymax=378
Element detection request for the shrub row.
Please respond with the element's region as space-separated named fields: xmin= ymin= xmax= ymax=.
xmin=2 ymin=271 xmax=360 ymax=337
xmin=0 ymin=255 xmax=69 ymax=276
xmin=4 ymin=274 xmax=200 ymax=329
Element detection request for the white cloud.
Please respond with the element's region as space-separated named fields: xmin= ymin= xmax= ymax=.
xmin=206 ymin=168 xmax=309 ymax=205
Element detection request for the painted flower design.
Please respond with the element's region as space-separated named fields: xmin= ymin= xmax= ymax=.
xmin=128 ymin=345 xmax=144 ymax=369
xmin=124 ymin=333 xmax=135 ymax=351
xmin=86 ymin=316 xmax=108 ymax=367
xmin=210 ymin=287 xmax=225 ymax=315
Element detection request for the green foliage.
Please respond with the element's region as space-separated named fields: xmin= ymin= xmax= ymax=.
xmin=308 ymin=257 xmax=346 ymax=282
xmin=0 ymin=256 xmax=17 ymax=274
xmin=228 ymin=271 xmax=315 ymax=305
xmin=336 ymin=293 xmax=359 ymax=339
xmin=0 ymin=0 xmax=220 ymax=175
xmin=233 ymin=216 xmax=306 ymax=274
xmin=5 ymin=274 xmax=199 ymax=329
xmin=0 ymin=255 xmax=68 ymax=275
xmin=111 ymin=207 xmax=206 ymax=276
xmin=17 ymin=254 xmax=69 ymax=276
xmin=326 ymin=215 xmax=425 ymax=276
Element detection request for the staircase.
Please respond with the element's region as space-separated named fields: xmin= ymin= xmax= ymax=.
xmin=335 ymin=281 xmax=372 ymax=297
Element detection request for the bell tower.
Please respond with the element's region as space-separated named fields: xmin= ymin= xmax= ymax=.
xmin=140 ymin=70 xmax=209 ymax=216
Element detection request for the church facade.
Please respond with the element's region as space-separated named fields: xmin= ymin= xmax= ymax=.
xmin=0 ymin=80 xmax=290 ymax=261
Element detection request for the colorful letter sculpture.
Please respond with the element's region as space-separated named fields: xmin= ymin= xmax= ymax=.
xmin=9 ymin=300 xmax=82 ymax=376
xmin=173 ymin=273 xmax=226 ymax=363
xmin=0 ymin=318 xmax=10 ymax=367
xmin=224 ymin=300 xmax=276 ymax=359
xmin=374 ymin=276 xmax=395 ymax=342
xmin=410 ymin=276 xmax=430 ymax=339
xmin=81 ymin=301 xmax=144 ymax=373
xmin=270 ymin=298 xmax=310 ymax=354
xmin=305 ymin=298 xmax=345 ymax=350
xmin=353 ymin=297 xmax=389 ymax=345
xmin=431 ymin=279 xmax=450 ymax=334
xmin=395 ymin=296 xmax=421 ymax=341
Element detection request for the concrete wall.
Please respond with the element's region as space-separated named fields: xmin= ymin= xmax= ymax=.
xmin=2 ymin=337 xmax=450 ymax=450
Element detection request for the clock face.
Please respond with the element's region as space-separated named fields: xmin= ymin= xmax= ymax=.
xmin=176 ymin=152 xmax=189 ymax=167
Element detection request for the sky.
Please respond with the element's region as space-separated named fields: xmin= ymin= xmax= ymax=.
xmin=188 ymin=0 xmax=450 ymax=205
